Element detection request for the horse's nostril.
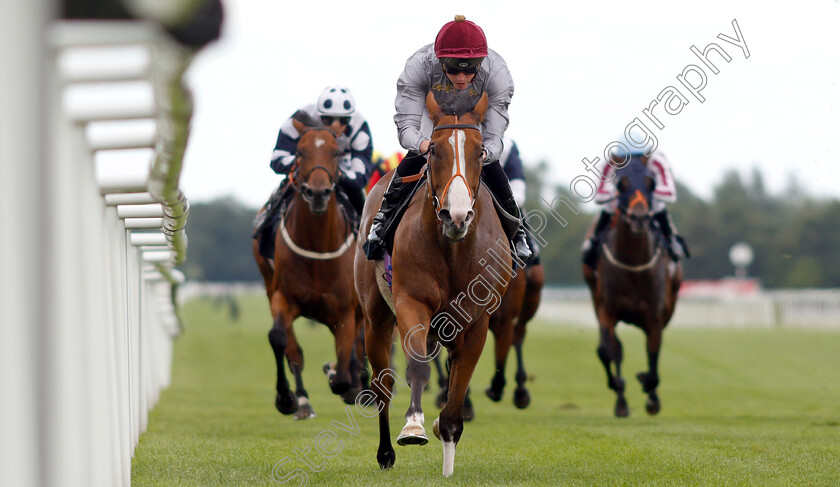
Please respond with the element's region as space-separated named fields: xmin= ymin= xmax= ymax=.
xmin=464 ymin=210 xmax=475 ymax=224
xmin=438 ymin=209 xmax=451 ymax=223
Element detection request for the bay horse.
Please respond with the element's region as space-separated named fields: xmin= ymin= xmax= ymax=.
xmin=582 ymin=155 xmax=682 ymax=417
xmin=252 ymin=111 xmax=364 ymax=420
xmin=431 ymin=260 xmax=545 ymax=418
xmin=354 ymin=91 xmax=511 ymax=477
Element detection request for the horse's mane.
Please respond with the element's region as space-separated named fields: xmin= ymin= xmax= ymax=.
xmin=434 ymin=90 xmax=483 ymax=118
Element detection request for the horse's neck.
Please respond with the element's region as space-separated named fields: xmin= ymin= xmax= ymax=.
xmin=286 ymin=193 xmax=345 ymax=251
xmin=611 ymin=217 xmax=656 ymax=265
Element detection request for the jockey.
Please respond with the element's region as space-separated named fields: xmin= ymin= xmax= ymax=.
xmin=363 ymin=15 xmax=531 ymax=261
xmin=581 ymin=135 xmax=690 ymax=268
xmin=268 ymin=84 xmax=374 ymax=223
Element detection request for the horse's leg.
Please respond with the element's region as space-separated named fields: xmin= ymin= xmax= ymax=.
xmin=355 ymin=309 xmax=371 ymax=391
xmin=328 ymin=308 xmax=358 ymax=400
xmin=485 ymin=316 xmax=514 ymax=403
xmin=269 ymin=291 xmax=299 ymax=415
xmin=637 ymin=324 xmax=663 ymax=415
xmin=285 ymin=324 xmax=316 ymax=419
xmin=395 ymin=304 xmax=432 ymax=446
xmin=512 ymin=319 xmax=530 ymax=409
xmin=432 ymin=320 xmax=488 ymax=478
xmin=596 ymin=312 xmax=628 ymax=417
xmin=365 ymin=313 xmax=397 ymax=469
xmin=432 ymin=350 xmax=448 ymax=408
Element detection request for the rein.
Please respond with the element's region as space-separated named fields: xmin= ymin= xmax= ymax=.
xmin=601 ymin=244 xmax=661 ymax=272
xmin=427 ymin=118 xmax=482 ymax=218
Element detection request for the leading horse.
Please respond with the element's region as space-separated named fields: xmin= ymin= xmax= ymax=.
xmin=355 ymin=91 xmax=511 ymax=477
xmin=252 ymin=111 xmax=364 ymax=420
xmin=582 ymin=155 xmax=682 ymax=417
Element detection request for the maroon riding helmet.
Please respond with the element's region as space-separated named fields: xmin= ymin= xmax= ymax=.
xmin=434 ymin=15 xmax=488 ymax=59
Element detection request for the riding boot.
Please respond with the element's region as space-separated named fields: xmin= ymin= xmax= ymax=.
xmin=363 ymin=151 xmax=427 ymax=260
xmin=253 ymin=178 xmax=290 ymax=239
xmin=653 ymin=209 xmax=690 ymax=260
xmin=337 ymin=179 xmax=365 ymax=232
xmin=482 ymin=159 xmax=531 ymax=262
xmin=581 ymin=209 xmax=612 ymax=268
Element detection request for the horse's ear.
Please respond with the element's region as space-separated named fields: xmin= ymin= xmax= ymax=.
xmin=292 ymin=110 xmax=311 ymax=134
xmin=426 ymin=91 xmax=441 ymax=123
xmin=471 ymin=92 xmax=489 ymax=122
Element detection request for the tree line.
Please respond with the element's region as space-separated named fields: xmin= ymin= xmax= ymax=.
xmin=183 ymin=167 xmax=840 ymax=288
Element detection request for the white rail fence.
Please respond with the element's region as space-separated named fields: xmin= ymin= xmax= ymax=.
xmin=537 ymin=288 xmax=840 ymax=329
xmin=1 ymin=14 xmax=193 ymax=487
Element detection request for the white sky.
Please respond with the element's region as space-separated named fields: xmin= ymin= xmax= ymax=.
xmin=180 ymin=0 xmax=840 ymax=208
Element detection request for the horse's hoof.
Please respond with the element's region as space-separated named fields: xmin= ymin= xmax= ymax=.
xmin=329 ymin=380 xmax=351 ymax=396
xmin=646 ymin=396 xmax=661 ymax=415
xmin=275 ymin=390 xmax=299 ymax=415
xmin=462 ymin=399 xmax=475 ymax=422
xmin=435 ymin=389 xmax=447 ymax=409
xmin=432 ymin=418 xmax=441 ymax=440
xmin=485 ymin=386 xmax=503 ymax=402
xmin=377 ymin=447 xmax=396 ymax=469
xmin=293 ymin=396 xmax=316 ymax=420
xmin=396 ymin=428 xmax=428 ymax=446
xmin=341 ymin=387 xmax=362 ymax=405
xmin=614 ymin=397 xmax=629 ymax=418
xmin=513 ymin=388 xmax=531 ymax=409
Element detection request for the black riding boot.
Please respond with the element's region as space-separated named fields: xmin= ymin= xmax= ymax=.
xmin=582 ymin=209 xmax=612 ymax=268
xmin=363 ymin=151 xmax=426 ymax=260
xmin=253 ymin=178 xmax=291 ymax=238
xmin=482 ymin=160 xmax=531 ymax=261
xmin=337 ymin=180 xmax=365 ymax=232
xmin=653 ymin=209 xmax=690 ymax=260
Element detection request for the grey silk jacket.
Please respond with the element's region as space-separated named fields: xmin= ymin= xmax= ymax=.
xmin=393 ymin=44 xmax=514 ymax=163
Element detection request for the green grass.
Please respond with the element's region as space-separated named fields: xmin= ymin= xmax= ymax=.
xmin=132 ymin=294 xmax=840 ymax=486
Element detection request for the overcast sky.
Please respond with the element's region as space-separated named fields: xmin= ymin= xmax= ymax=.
xmin=178 ymin=0 xmax=840 ymax=209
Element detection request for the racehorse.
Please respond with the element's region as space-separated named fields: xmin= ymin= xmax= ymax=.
xmin=354 ymin=91 xmax=512 ymax=477
xmin=582 ymin=155 xmax=682 ymax=417
xmin=252 ymin=111 xmax=364 ymax=420
xmin=431 ymin=260 xmax=545 ymax=417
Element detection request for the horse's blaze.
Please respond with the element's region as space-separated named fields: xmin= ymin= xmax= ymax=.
xmin=444 ymin=129 xmax=474 ymax=227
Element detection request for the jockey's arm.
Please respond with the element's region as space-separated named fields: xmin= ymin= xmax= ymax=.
xmin=270 ymin=115 xmax=301 ymax=174
xmin=339 ymin=121 xmax=374 ymax=191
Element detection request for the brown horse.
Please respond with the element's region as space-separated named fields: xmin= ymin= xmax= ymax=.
xmin=431 ymin=260 xmax=544 ymax=417
xmin=582 ymin=155 xmax=682 ymax=417
xmin=252 ymin=111 xmax=364 ymax=420
xmin=355 ymin=91 xmax=511 ymax=477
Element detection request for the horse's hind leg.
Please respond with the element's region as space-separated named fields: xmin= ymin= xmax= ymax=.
xmin=512 ymin=329 xmax=530 ymax=409
xmin=395 ymin=304 xmax=433 ymax=446
xmin=637 ymin=325 xmax=663 ymax=415
xmin=269 ymin=292 xmax=299 ymax=415
xmin=365 ymin=315 xmax=399 ymax=469
xmin=285 ymin=324 xmax=316 ymax=419
xmin=485 ymin=317 xmax=514 ymax=403
xmin=432 ymin=350 xmax=448 ymax=408
xmin=329 ymin=308 xmax=358 ymax=401
xmin=597 ymin=318 xmax=628 ymax=417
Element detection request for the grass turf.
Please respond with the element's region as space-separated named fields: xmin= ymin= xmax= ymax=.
xmin=132 ymin=293 xmax=840 ymax=486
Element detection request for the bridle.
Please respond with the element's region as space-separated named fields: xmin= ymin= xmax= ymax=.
xmin=605 ymin=188 xmax=660 ymax=272
xmin=426 ymin=117 xmax=482 ymax=220
xmin=289 ymin=127 xmax=341 ymax=202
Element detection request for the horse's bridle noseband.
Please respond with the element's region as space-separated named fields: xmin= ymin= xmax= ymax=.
xmin=427 ymin=120 xmax=482 ymax=219
xmin=289 ymin=127 xmax=341 ymax=198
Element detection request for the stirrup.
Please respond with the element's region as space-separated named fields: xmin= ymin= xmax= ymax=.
xmin=513 ymin=228 xmax=532 ymax=261
xmin=363 ymin=215 xmax=386 ymax=260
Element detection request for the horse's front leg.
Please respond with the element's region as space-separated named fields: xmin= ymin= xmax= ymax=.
xmin=395 ymin=301 xmax=433 ymax=446
xmin=637 ymin=324 xmax=663 ymax=415
xmin=512 ymin=329 xmax=530 ymax=409
xmin=433 ymin=319 xmax=489 ymax=477
xmin=269 ymin=291 xmax=299 ymax=415
xmin=285 ymin=323 xmax=316 ymax=419
xmin=596 ymin=310 xmax=627 ymax=417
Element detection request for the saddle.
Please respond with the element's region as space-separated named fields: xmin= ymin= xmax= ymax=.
xmin=254 ymin=182 xmax=360 ymax=261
